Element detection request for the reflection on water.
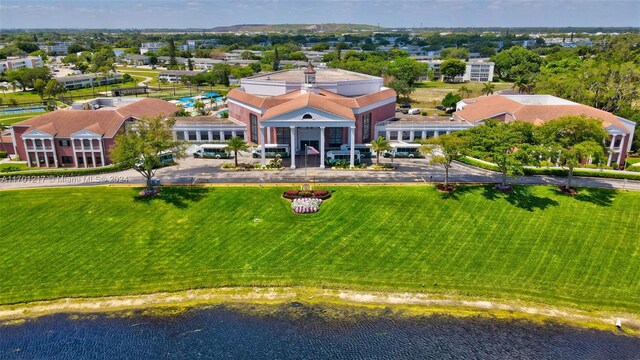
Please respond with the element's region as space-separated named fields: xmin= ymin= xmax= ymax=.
xmin=1 ymin=304 xmax=638 ymax=359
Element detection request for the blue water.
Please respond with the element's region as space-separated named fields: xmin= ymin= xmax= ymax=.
xmin=0 ymin=106 xmax=46 ymax=115
xmin=1 ymin=305 xmax=638 ymax=359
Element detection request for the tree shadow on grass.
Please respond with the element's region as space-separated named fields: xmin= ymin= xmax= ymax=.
xmin=553 ymin=187 xmax=617 ymax=207
xmin=133 ymin=186 xmax=210 ymax=209
xmin=439 ymin=185 xmax=559 ymax=211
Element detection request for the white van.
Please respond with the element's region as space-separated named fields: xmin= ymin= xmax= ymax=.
xmin=408 ymin=108 xmax=421 ymax=115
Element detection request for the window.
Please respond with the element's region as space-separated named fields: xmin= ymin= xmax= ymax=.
xmin=402 ymin=131 xmax=411 ymax=141
xmin=362 ymin=113 xmax=372 ymax=143
xmin=224 ymin=131 xmax=233 ymax=140
xmin=58 ymin=140 xmax=71 ymax=147
xmin=82 ymin=139 xmax=91 ymax=148
xmin=176 ymin=131 xmax=185 ymax=141
xmin=188 ymin=131 xmax=197 ymax=141
xmin=61 ymin=156 xmax=73 ymax=164
xmin=328 ymin=128 xmax=343 ymax=147
xmin=250 ymin=114 xmax=258 ymax=143
xmin=276 ymin=128 xmax=290 ymax=144
xmin=236 ymin=131 xmax=245 ymax=140
xmin=413 ymin=131 xmax=423 ymax=140
xmin=212 ymin=132 xmax=221 ymax=141
xmin=200 ymin=131 xmax=209 ymax=141
xmin=302 ymin=113 xmax=313 ymax=120
xmin=34 ymin=139 xmax=43 ymax=148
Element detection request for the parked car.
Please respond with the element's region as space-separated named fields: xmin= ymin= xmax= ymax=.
xmin=408 ymin=108 xmax=420 ymax=115
xmin=399 ymin=103 xmax=411 ymax=109
xmin=435 ymin=105 xmax=446 ymax=111
xmin=445 ymin=107 xmax=456 ymax=114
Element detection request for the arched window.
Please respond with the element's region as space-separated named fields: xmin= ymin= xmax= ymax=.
xmin=302 ymin=113 xmax=313 ymax=120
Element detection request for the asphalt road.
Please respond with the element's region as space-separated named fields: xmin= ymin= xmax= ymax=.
xmin=1 ymin=154 xmax=639 ymax=191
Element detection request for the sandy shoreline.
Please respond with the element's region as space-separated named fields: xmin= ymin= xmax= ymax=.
xmin=1 ymin=287 xmax=639 ymax=334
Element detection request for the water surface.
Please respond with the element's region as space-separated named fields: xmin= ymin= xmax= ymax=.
xmin=1 ymin=305 xmax=638 ymax=359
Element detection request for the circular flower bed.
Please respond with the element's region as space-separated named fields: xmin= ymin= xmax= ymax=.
xmin=283 ymin=189 xmax=331 ymax=200
xmin=291 ymin=198 xmax=323 ymax=214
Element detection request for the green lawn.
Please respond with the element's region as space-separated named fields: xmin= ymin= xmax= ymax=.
xmin=411 ymin=81 xmax=514 ymax=109
xmin=0 ymin=185 xmax=639 ymax=313
xmin=0 ymin=111 xmax=47 ymax=126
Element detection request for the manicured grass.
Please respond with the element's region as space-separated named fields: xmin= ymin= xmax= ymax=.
xmin=411 ymin=81 xmax=514 ymax=109
xmin=0 ymin=185 xmax=639 ymax=313
xmin=0 ymin=111 xmax=47 ymax=126
xmin=0 ymin=163 xmax=29 ymax=171
xmin=1 ymin=79 xmax=143 ymax=104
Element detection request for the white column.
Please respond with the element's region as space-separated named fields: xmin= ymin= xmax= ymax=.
xmin=33 ymin=140 xmax=40 ymax=167
xmin=266 ymin=127 xmax=272 ymax=143
xmin=446 ymin=130 xmax=451 ymax=135
xmin=434 ymin=131 xmax=440 ymax=137
xmin=232 ymin=130 xmax=236 ymax=138
xmin=44 ymin=149 xmax=49 ymax=167
xmin=409 ymin=131 xmax=415 ymax=142
xmin=219 ymin=131 xmax=224 ymax=141
xmin=320 ymin=126 xmax=326 ymax=169
xmin=90 ymin=139 xmax=96 ymax=168
xmin=81 ymin=140 xmax=87 ymax=168
xmin=290 ymin=126 xmax=296 ymax=169
xmin=607 ymin=134 xmax=616 ymax=166
xmin=196 ymin=131 xmax=201 ymax=141
xmin=618 ymin=134 xmax=627 ymax=166
xmin=23 ymin=139 xmax=31 ymax=167
xmin=259 ymin=126 xmax=266 ymax=166
xmin=51 ymin=139 xmax=58 ymax=167
xmin=71 ymin=139 xmax=78 ymax=167
xmin=397 ymin=131 xmax=403 ymax=142
xmin=100 ymin=139 xmax=105 ymax=167
xmin=349 ymin=126 xmax=355 ymax=168
xmin=422 ymin=131 xmax=426 ymax=139
xmin=208 ymin=131 xmax=212 ymax=142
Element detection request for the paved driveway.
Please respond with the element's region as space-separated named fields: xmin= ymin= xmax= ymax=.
xmin=1 ymin=152 xmax=639 ymax=191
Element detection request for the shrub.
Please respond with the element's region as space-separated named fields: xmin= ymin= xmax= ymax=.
xmin=312 ymin=190 xmax=328 ymax=197
xmin=0 ymin=166 xmax=23 ymax=173
xmin=221 ymin=163 xmax=235 ymax=169
xmin=0 ymin=151 xmax=7 ymax=159
xmin=284 ymin=190 xmax=299 ymax=197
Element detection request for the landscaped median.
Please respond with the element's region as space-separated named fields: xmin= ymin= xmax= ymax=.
xmin=459 ymin=156 xmax=640 ymax=181
xmin=0 ymin=185 xmax=639 ymax=325
xmin=0 ymin=163 xmax=130 ymax=178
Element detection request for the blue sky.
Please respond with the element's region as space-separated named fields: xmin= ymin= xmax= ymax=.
xmin=1 ymin=0 xmax=638 ymax=29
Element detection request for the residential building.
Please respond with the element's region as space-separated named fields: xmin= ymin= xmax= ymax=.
xmin=10 ymin=98 xmax=178 ymax=168
xmin=454 ymin=95 xmax=636 ymax=167
xmin=0 ymin=56 xmax=43 ymax=74
xmin=55 ymin=73 xmax=123 ymax=90
xmin=158 ymin=70 xmax=205 ymax=83
xmin=182 ymin=39 xmax=218 ymax=51
xmin=121 ymin=54 xmax=150 ymax=66
xmin=38 ymin=42 xmax=73 ymax=55
xmin=140 ymin=42 xmax=167 ymax=54
xmin=421 ymin=60 xmax=495 ymax=82
xmin=227 ymin=63 xmax=397 ymax=168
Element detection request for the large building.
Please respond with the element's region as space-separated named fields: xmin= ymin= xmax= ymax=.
xmin=454 ymin=95 xmax=636 ymax=167
xmin=421 ymin=60 xmax=495 ymax=82
xmin=226 ymin=63 xmax=397 ymax=168
xmin=38 ymin=42 xmax=73 ymax=55
xmin=140 ymin=42 xmax=167 ymax=54
xmin=11 ymin=98 xmax=178 ymax=168
xmin=0 ymin=56 xmax=43 ymax=74
xmin=55 ymin=72 xmax=123 ymax=90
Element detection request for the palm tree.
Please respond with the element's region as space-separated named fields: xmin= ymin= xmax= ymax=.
xmin=512 ymin=76 xmax=534 ymax=94
xmin=481 ymin=82 xmax=495 ymax=96
xmin=193 ymin=100 xmax=207 ymax=115
xmin=457 ymin=85 xmax=472 ymax=99
xmin=225 ymin=136 xmax=249 ymax=167
xmin=370 ymin=136 xmax=392 ymax=166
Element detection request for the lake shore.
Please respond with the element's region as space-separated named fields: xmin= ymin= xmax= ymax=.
xmin=1 ymin=287 xmax=638 ymax=336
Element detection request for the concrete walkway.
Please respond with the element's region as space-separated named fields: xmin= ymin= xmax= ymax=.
xmin=1 ymin=155 xmax=639 ymax=191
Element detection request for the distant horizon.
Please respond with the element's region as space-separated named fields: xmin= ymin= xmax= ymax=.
xmin=0 ymin=0 xmax=639 ymax=29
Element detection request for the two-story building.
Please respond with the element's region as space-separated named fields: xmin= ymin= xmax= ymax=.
xmin=10 ymin=98 xmax=178 ymax=168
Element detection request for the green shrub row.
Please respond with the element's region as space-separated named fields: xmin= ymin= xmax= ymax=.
xmin=0 ymin=164 xmax=130 ymax=178
xmin=0 ymin=151 xmax=7 ymax=159
xmin=458 ymin=157 xmax=640 ymax=181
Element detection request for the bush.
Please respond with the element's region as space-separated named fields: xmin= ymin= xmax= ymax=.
xmin=0 ymin=151 xmax=7 ymax=159
xmin=221 ymin=163 xmax=235 ymax=169
xmin=283 ymin=189 xmax=331 ymax=200
xmin=312 ymin=190 xmax=328 ymax=197
xmin=0 ymin=166 xmax=23 ymax=173
xmin=284 ymin=190 xmax=299 ymax=197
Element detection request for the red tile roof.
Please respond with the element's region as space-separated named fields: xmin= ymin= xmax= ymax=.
xmin=13 ymin=98 xmax=178 ymax=138
xmin=229 ymin=87 xmax=396 ymax=120
xmin=456 ymin=95 xmax=630 ymax=132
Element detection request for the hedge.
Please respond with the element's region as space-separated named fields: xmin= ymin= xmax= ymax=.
xmin=458 ymin=157 xmax=640 ymax=181
xmin=0 ymin=163 xmax=130 ymax=178
xmin=0 ymin=151 xmax=7 ymax=159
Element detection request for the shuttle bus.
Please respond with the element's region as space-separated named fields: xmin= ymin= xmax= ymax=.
xmin=252 ymin=144 xmax=290 ymax=158
xmin=193 ymin=144 xmax=231 ymax=159
xmin=340 ymin=144 xmax=373 ymax=158
xmin=384 ymin=143 xmax=422 ymax=158
xmin=325 ymin=150 xmax=361 ymax=166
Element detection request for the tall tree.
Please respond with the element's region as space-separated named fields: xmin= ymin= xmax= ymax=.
xmin=440 ymin=59 xmax=466 ymax=82
xmin=110 ymin=115 xmax=186 ymax=188
xmin=457 ymin=85 xmax=472 ymax=99
xmin=491 ymin=46 xmax=542 ymax=80
xmin=386 ymin=79 xmax=413 ymax=101
xmin=168 ymin=38 xmax=177 ymax=67
xmin=370 ymin=136 xmax=392 ymax=166
xmin=420 ymin=134 xmax=468 ymax=187
xmin=225 ymin=136 xmax=249 ymax=167
xmin=537 ymin=115 xmax=608 ymax=189
xmin=272 ymin=45 xmax=280 ymax=71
